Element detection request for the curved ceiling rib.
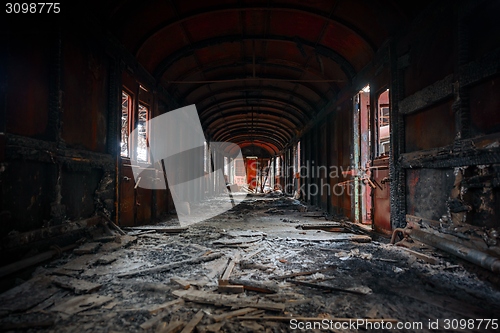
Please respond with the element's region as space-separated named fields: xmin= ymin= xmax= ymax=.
xmin=179 ymin=79 xmax=330 ymax=108
xmin=199 ymin=99 xmax=311 ymax=126
xmin=132 ymin=6 xmax=379 ymax=56
xmin=152 ymin=35 xmax=357 ymax=81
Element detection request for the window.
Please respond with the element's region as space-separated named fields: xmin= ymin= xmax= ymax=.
xmin=377 ymin=89 xmax=390 ymax=156
xmin=120 ymin=91 xmax=131 ymax=158
xmin=137 ymin=103 xmax=149 ymax=162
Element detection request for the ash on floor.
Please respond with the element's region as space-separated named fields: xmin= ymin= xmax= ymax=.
xmin=1 ymin=196 xmax=499 ymax=333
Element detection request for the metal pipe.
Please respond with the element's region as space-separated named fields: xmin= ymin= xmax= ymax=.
xmin=390 ymin=228 xmax=407 ymax=245
xmin=406 ymin=228 xmax=500 ymax=273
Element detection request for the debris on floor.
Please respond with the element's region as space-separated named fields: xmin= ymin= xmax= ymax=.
xmin=0 ymin=196 xmax=499 ymax=332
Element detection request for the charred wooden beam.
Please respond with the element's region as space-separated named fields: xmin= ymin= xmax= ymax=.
xmin=400 ymin=133 xmax=500 ymax=169
xmin=398 ymin=75 xmax=454 ymax=115
xmin=5 ymin=134 xmax=114 ymax=171
xmin=459 ymin=47 xmax=500 ymax=88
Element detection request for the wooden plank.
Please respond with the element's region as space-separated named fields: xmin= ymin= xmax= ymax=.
xmin=149 ymin=299 xmax=184 ymax=315
xmin=118 ymin=252 xmax=224 ymax=278
xmin=217 ymin=285 xmax=245 ymax=294
xmin=212 ymin=307 xmax=257 ymax=322
xmin=123 ymin=226 xmax=188 ymax=233
xmin=180 ymin=310 xmax=204 ymax=333
xmin=73 ymin=242 xmax=101 ymax=255
xmin=396 ymin=246 xmax=439 ymax=264
xmin=172 ymin=290 xmax=285 ymax=312
xmin=0 ymin=276 xmax=59 ymax=313
xmin=50 ymin=295 xmax=113 ymax=315
xmin=228 ymin=279 xmax=277 ymax=294
xmin=51 ymin=276 xmax=102 ymax=294
xmin=157 ymin=320 xmax=185 ymax=333
xmin=288 ymin=280 xmax=371 ymax=295
xmin=270 ymin=267 xmax=336 ymax=280
xmin=170 ymin=278 xmax=192 ymax=290
xmin=218 ymin=252 xmax=240 ymax=285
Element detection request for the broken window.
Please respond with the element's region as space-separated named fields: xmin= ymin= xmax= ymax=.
xmin=378 ymin=90 xmax=390 ymax=156
xmin=120 ymin=91 xmax=132 ymax=158
xmin=137 ymin=103 xmax=149 ymax=162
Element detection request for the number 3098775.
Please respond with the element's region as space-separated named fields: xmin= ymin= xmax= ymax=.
xmin=6 ymin=3 xmax=60 ymax=14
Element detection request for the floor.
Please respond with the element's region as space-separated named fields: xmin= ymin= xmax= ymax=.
xmin=1 ymin=195 xmax=499 ymax=332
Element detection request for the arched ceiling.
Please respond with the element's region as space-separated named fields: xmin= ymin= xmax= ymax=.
xmin=87 ymin=0 xmax=429 ymax=157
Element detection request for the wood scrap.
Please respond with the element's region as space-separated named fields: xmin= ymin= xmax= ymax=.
xmin=241 ymin=248 xmax=265 ymax=261
xmin=270 ymin=267 xmax=336 ymax=280
xmin=99 ymin=213 xmax=127 ymax=235
xmin=218 ymin=285 xmax=245 ymax=293
xmin=297 ymin=223 xmax=342 ymax=230
xmin=123 ymin=226 xmax=188 ymax=233
xmin=99 ymin=235 xmax=137 ymax=252
xmin=157 ymin=320 xmax=185 ymax=333
xmin=218 ymin=252 xmax=240 ymax=285
xmin=50 ymin=295 xmax=113 ymax=315
xmin=149 ymin=299 xmax=184 ymax=315
xmin=227 ymin=279 xmax=278 ymax=294
xmin=180 ymin=310 xmax=204 ymax=333
xmin=0 ymin=276 xmax=59 ymax=313
xmin=213 ymin=237 xmax=262 ymax=246
xmin=288 ymin=280 xmax=371 ymax=295
xmin=396 ymin=246 xmax=439 ymax=264
xmin=170 ymin=278 xmax=192 ymax=290
xmin=350 ymin=235 xmax=372 ymax=243
xmin=51 ymin=276 xmax=102 ymax=294
xmin=172 ymin=289 xmax=285 ymax=312
xmin=117 ymin=252 xmax=224 ymax=278
xmin=141 ymin=315 xmax=167 ymax=330
xmin=212 ymin=307 xmax=257 ymax=322
xmin=73 ymin=242 xmax=101 ymax=254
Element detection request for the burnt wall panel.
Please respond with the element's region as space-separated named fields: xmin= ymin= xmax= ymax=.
xmin=405 ymin=100 xmax=455 ymax=152
xmin=469 ymin=76 xmax=500 ymax=136
xmin=0 ymin=161 xmax=55 ymax=237
xmin=61 ymin=34 xmax=109 ymax=152
xmin=406 ymin=168 xmax=455 ymax=221
xmin=60 ymin=168 xmax=102 ymax=221
xmin=5 ymin=34 xmax=50 ymax=139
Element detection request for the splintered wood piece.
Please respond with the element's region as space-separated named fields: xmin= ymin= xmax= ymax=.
xmin=0 ymin=276 xmax=59 ymax=313
xmin=241 ymin=248 xmax=265 ymax=261
xmin=157 ymin=320 xmax=185 ymax=333
xmin=50 ymin=295 xmax=113 ymax=315
xmin=271 ymin=267 xmax=336 ymax=280
xmin=149 ymin=299 xmax=184 ymax=314
xmin=288 ymin=280 xmax=370 ymax=295
xmin=74 ymin=242 xmax=101 ymax=255
xmin=172 ymin=290 xmax=285 ymax=312
xmin=212 ymin=307 xmax=257 ymax=322
xmin=349 ymin=235 xmax=372 ymax=243
xmin=228 ymin=279 xmax=277 ymax=294
xmin=51 ymin=276 xmax=102 ymax=294
xmin=123 ymin=226 xmax=188 ymax=233
xmin=218 ymin=252 xmax=240 ymax=285
xmin=117 ymin=252 xmax=224 ymax=278
xmin=171 ymin=278 xmax=191 ymax=290
xmin=180 ymin=310 xmax=204 ymax=333
xmin=217 ymin=285 xmax=244 ymax=294
xmin=396 ymin=246 xmax=439 ymax=264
